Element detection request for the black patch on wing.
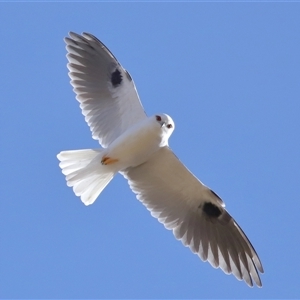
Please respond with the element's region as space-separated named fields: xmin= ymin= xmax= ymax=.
xmin=202 ymin=202 xmax=222 ymax=218
xmin=111 ymin=68 xmax=122 ymax=87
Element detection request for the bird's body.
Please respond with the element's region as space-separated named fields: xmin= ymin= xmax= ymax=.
xmin=103 ymin=114 xmax=173 ymax=170
xmin=57 ymin=32 xmax=263 ymax=287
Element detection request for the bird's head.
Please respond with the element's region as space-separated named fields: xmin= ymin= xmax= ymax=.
xmin=152 ymin=113 xmax=175 ymax=142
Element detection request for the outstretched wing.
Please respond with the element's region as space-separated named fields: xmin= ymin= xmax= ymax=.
xmin=65 ymin=32 xmax=146 ymax=148
xmin=123 ymin=147 xmax=264 ymax=287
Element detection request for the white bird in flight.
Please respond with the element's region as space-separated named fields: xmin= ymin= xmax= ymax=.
xmin=57 ymin=32 xmax=263 ymax=287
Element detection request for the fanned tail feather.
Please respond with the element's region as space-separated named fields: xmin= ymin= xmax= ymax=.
xmin=57 ymin=149 xmax=116 ymax=205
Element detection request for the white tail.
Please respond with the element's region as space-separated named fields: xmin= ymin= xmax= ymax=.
xmin=57 ymin=149 xmax=116 ymax=205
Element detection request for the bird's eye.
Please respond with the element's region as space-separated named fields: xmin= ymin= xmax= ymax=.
xmin=167 ymin=124 xmax=173 ymax=129
xmin=156 ymin=115 xmax=162 ymax=121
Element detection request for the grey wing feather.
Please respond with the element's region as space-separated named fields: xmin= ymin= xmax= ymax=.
xmin=65 ymin=32 xmax=146 ymax=147
xmin=123 ymin=147 xmax=263 ymax=287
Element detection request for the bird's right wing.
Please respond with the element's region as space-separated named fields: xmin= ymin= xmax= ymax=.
xmin=65 ymin=32 xmax=147 ymax=148
xmin=123 ymin=147 xmax=263 ymax=287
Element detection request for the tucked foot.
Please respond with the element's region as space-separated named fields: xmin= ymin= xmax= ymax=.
xmin=101 ymin=156 xmax=119 ymax=165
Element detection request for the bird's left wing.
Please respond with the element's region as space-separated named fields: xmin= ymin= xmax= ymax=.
xmin=65 ymin=32 xmax=146 ymax=148
xmin=122 ymin=147 xmax=263 ymax=287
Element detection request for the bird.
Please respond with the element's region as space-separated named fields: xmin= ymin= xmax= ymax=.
xmin=57 ymin=32 xmax=263 ymax=287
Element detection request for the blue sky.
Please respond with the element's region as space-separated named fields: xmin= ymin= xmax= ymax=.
xmin=1 ymin=2 xmax=300 ymax=299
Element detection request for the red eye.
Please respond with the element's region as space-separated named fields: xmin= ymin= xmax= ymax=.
xmin=156 ymin=115 xmax=162 ymax=121
xmin=167 ymin=124 xmax=173 ymax=129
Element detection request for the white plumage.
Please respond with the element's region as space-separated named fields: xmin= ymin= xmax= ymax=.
xmin=57 ymin=32 xmax=263 ymax=287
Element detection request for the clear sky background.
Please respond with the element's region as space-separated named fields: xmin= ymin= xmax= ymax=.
xmin=1 ymin=2 xmax=300 ymax=299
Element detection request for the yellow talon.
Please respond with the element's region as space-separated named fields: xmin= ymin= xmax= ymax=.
xmin=101 ymin=156 xmax=119 ymax=165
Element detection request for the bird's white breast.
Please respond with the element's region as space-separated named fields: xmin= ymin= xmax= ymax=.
xmin=105 ymin=117 xmax=165 ymax=170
